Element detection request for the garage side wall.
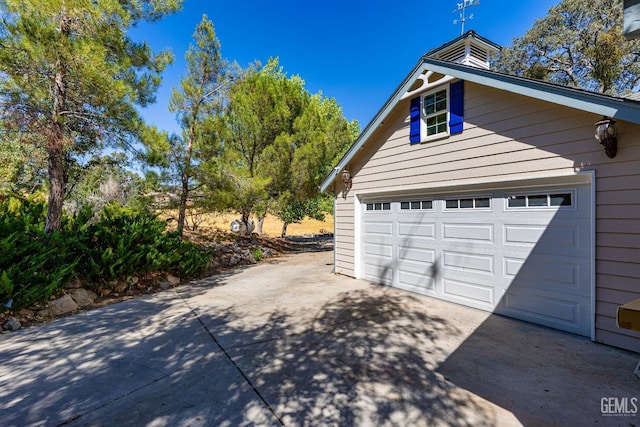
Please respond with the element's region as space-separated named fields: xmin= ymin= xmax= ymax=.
xmin=334 ymin=184 xmax=356 ymax=276
xmin=334 ymin=81 xmax=640 ymax=352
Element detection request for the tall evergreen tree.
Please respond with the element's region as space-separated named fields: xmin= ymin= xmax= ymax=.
xmin=493 ymin=0 xmax=640 ymax=94
xmin=261 ymin=94 xmax=358 ymax=236
xmin=0 ymin=0 xmax=181 ymax=232
xmin=208 ymin=58 xmax=357 ymax=236
xmin=168 ymin=15 xmax=228 ymax=237
xmin=213 ymin=58 xmax=306 ymax=232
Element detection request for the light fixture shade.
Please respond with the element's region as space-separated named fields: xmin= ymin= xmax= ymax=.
xmin=594 ymin=117 xmax=617 ymax=141
xmin=593 ymin=116 xmax=618 ymax=158
xmin=595 ymin=123 xmax=608 ymax=141
xmin=341 ymin=169 xmax=352 ymax=190
xmin=624 ymin=0 xmax=640 ymax=40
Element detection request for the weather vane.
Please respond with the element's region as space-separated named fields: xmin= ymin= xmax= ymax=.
xmin=453 ymin=0 xmax=480 ymax=35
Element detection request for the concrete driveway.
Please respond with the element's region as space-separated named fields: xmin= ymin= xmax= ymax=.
xmin=1 ymin=249 xmax=638 ymax=426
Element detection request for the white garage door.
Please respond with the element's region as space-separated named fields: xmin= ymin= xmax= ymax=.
xmin=361 ymin=185 xmax=592 ymax=336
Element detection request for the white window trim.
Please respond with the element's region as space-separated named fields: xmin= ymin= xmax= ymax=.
xmin=504 ymin=189 xmax=577 ymax=211
xmin=364 ymin=201 xmax=392 ymax=213
xmin=421 ymin=86 xmax=450 ymax=143
xmin=399 ymin=199 xmax=434 ymax=211
xmin=443 ymin=195 xmax=493 ymax=211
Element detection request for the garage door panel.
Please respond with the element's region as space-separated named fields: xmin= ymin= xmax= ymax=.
xmin=442 ymin=223 xmax=494 ymax=242
xmin=399 ymin=259 xmax=435 ymax=275
xmin=398 ymin=270 xmax=435 ymax=290
xmin=364 ymin=242 xmax=393 ymax=258
xmin=500 ymin=290 xmax=589 ymax=335
xmin=363 ymin=221 xmax=393 ymax=235
xmin=398 ymin=246 xmax=436 ymax=263
xmin=504 ymin=223 xmax=585 ymax=254
xmin=443 ymin=278 xmax=495 ymax=308
xmin=505 ymin=256 xmax=589 ymax=298
xmin=443 ymin=250 xmax=494 ymax=275
xmin=502 ymin=292 xmax=579 ymax=324
xmin=398 ymin=222 xmax=435 ymax=238
xmin=363 ymin=262 xmax=393 ymax=285
xmin=505 ymin=256 xmax=577 ymax=285
xmin=397 ymin=235 xmax=435 ymax=249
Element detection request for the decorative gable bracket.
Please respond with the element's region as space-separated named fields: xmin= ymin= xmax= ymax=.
xmin=400 ymin=69 xmax=455 ymax=101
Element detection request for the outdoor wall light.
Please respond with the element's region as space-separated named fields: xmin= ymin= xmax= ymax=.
xmin=594 ymin=116 xmax=618 ymax=158
xmin=341 ymin=169 xmax=352 ymax=190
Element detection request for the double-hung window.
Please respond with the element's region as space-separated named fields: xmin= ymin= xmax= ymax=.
xmin=422 ymin=88 xmax=449 ymax=139
xmin=410 ymin=80 xmax=464 ymax=144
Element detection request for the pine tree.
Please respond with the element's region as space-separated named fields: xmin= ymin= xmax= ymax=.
xmin=210 ymin=58 xmax=358 ymax=236
xmin=168 ymin=15 xmax=228 ymax=237
xmin=213 ymin=58 xmax=306 ymax=232
xmin=261 ymin=94 xmax=358 ymax=236
xmin=493 ymin=0 xmax=640 ymax=94
xmin=0 ymin=0 xmax=181 ymax=232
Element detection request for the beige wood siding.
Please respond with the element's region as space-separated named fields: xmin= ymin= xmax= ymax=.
xmin=334 ymin=187 xmax=355 ymax=277
xmin=334 ymin=81 xmax=640 ymax=353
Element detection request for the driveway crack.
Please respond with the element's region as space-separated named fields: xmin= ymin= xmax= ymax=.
xmin=176 ymin=290 xmax=285 ymax=426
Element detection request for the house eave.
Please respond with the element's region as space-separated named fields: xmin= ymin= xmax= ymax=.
xmin=320 ymin=58 xmax=640 ymax=193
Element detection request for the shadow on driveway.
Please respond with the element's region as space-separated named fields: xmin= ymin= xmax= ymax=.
xmin=438 ymin=314 xmax=640 ymax=426
xmin=202 ymin=288 xmax=500 ymax=426
xmin=1 ymin=249 xmax=638 ymax=426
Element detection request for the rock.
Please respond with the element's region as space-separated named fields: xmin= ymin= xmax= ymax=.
xmin=3 ymin=317 xmax=21 ymax=331
xmin=39 ymin=294 xmax=78 ymax=317
xmin=159 ymin=281 xmax=172 ymax=290
xmin=69 ymin=288 xmax=96 ymax=307
xmin=166 ymin=274 xmax=180 ymax=285
xmin=66 ymin=278 xmax=82 ymax=289
xmin=18 ymin=309 xmax=34 ymax=318
xmin=114 ymin=282 xmax=128 ymax=293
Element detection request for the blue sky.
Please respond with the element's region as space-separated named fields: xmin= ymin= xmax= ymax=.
xmin=136 ymin=0 xmax=560 ymax=135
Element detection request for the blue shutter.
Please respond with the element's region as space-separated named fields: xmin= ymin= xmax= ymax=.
xmin=410 ymin=96 xmax=421 ymax=144
xmin=449 ymin=80 xmax=464 ymax=135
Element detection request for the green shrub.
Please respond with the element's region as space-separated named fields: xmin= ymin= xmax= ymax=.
xmin=0 ymin=270 xmax=14 ymax=305
xmin=154 ymin=235 xmax=211 ymax=277
xmin=0 ymin=196 xmax=211 ymax=309
xmin=252 ymin=248 xmax=263 ymax=262
xmin=0 ymin=195 xmax=79 ymax=308
xmin=78 ymin=204 xmax=166 ymax=282
xmin=78 ymin=203 xmax=211 ymax=283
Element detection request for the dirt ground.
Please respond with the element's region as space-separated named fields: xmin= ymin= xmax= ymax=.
xmin=164 ymin=211 xmax=334 ymax=237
